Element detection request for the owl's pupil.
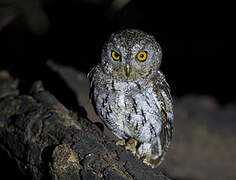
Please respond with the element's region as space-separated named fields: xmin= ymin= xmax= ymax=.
xmin=114 ymin=52 xmax=119 ymax=57
xmin=140 ymin=54 xmax=144 ymax=58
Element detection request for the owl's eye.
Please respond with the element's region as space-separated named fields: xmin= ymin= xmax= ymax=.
xmin=137 ymin=51 xmax=147 ymax=62
xmin=111 ymin=51 xmax=121 ymax=61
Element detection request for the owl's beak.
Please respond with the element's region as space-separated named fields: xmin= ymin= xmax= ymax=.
xmin=125 ymin=65 xmax=131 ymax=77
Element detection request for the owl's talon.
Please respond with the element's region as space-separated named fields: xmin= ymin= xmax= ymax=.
xmin=125 ymin=138 xmax=137 ymax=155
xmin=115 ymin=139 xmax=126 ymax=146
xmin=116 ymin=138 xmax=138 ymax=155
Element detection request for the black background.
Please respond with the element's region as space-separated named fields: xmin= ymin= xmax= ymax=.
xmin=0 ymin=0 xmax=234 ymax=104
xmin=0 ymin=1 xmax=235 ymax=179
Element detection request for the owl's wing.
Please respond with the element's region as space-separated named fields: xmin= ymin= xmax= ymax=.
xmin=87 ymin=65 xmax=97 ymax=99
xmin=154 ymin=71 xmax=174 ymax=151
xmin=87 ymin=65 xmax=101 ymax=116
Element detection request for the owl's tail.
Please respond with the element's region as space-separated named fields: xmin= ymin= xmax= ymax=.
xmin=137 ymin=139 xmax=166 ymax=168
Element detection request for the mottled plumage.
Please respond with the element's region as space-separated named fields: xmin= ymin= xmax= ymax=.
xmin=88 ymin=29 xmax=173 ymax=167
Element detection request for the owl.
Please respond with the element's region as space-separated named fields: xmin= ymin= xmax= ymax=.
xmin=88 ymin=29 xmax=173 ymax=168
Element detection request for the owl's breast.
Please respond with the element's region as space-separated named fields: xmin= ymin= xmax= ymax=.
xmin=93 ymin=79 xmax=163 ymax=142
xmin=93 ymin=80 xmax=129 ymax=138
xmin=125 ymin=85 xmax=163 ymax=142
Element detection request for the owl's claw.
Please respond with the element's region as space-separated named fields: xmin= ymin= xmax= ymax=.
xmin=125 ymin=138 xmax=137 ymax=155
xmin=116 ymin=138 xmax=138 ymax=155
xmin=115 ymin=139 xmax=126 ymax=146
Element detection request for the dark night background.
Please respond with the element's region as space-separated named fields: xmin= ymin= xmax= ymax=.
xmin=0 ymin=0 xmax=235 ymax=179
xmin=0 ymin=0 xmax=234 ymax=104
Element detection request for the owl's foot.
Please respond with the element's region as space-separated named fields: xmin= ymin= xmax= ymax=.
xmin=116 ymin=139 xmax=163 ymax=168
xmin=115 ymin=139 xmax=126 ymax=146
xmin=116 ymin=138 xmax=138 ymax=155
xmin=125 ymin=138 xmax=138 ymax=155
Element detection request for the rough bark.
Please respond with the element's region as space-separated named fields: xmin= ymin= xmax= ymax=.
xmin=0 ymin=71 xmax=170 ymax=180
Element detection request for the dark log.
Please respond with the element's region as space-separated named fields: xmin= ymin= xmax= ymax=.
xmin=0 ymin=71 xmax=170 ymax=180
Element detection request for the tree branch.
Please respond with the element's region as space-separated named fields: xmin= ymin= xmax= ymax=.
xmin=0 ymin=71 xmax=170 ymax=180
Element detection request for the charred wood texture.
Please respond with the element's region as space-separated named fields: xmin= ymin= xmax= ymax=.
xmin=0 ymin=71 xmax=170 ymax=180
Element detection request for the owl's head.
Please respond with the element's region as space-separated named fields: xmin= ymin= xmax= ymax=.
xmin=100 ymin=29 xmax=162 ymax=81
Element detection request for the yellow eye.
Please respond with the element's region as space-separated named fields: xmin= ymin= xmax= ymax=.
xmin=111 ymin=51 xmax=121 ymax=61
xmin=137 ymin=51 xmax=147 ymax=62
